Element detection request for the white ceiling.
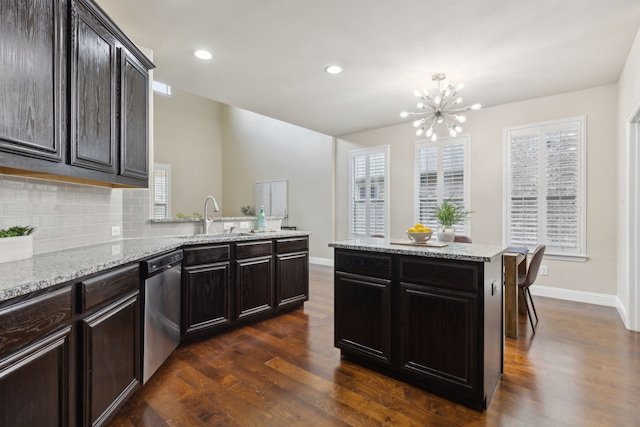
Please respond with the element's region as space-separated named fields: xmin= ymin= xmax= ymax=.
xmin=97 ymin=0 xmax=640 ymax=137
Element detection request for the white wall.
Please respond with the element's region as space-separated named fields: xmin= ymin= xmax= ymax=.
xmin=221 ymin=106 xmax=334 ymax=260
xmin=154 ymin=89 xmax=223 ymax=217
xmin=338 ymin=84 xmax=618 ymax=297
xmin=617 ymin=27 xmax=640 ymax=330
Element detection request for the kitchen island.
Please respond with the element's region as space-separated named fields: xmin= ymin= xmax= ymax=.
xmin=329 ymin=237 xmax=506 ymax=411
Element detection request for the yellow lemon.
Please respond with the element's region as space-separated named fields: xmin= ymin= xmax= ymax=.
xmin=407 ymin=228 xmax=417 ymax=232
xmin=414 ymin=223 xmax=425 ymax=229
xmin=423 ymin=227 xmax=432 ymax=232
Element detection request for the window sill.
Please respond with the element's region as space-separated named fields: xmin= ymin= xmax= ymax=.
xmin=542 ymin=253 xmax=588 ymax=263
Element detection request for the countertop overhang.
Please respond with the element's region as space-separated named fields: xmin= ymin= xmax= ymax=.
xmin=0 ymin=231 xmax=310 ymax=303
xmin=329 ymin=237 xmax=506 ymax=262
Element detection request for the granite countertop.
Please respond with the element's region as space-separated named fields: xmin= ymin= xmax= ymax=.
xmin=0 ymin=230 xmax=310 ymax=303
xmin=329 ymin=237 xmax=506 ymax=262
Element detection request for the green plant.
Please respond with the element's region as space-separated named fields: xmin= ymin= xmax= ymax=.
xmin=240 ymin=205 xmax=255 ymax=216
xmin=431 ymin=200 xmax=473 ymax=227
xmin=175 ymin=212 xmax=185 ymax=219
xmin=191 ymin=212 xmax=203 ymax=219
xmin=0 ymin=226 xmax=35 ymax=238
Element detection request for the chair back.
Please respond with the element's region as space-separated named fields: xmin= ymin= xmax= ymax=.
xmin=524 ymin=245 xmax=546 ymax=287
xmin=453 ymin=235 xmax=472 ymax=243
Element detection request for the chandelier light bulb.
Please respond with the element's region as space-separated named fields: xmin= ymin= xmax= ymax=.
xmin=400 ymin=73 xmax=481 ymax=141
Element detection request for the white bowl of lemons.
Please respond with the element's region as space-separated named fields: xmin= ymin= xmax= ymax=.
xmin=406 ymin=224 xmax=433 ymax=243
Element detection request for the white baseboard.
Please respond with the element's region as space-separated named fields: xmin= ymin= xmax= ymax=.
xmin=530 ymin=285 xmax=618 ymax=307
xmin=309 ymin=257 xmax=333 ymax=267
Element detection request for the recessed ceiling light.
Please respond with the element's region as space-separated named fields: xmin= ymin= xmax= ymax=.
xmin=325 ymin=65 xmax=343 ymax=75
xmin=194 ymin=50 xmax=213 ymax=60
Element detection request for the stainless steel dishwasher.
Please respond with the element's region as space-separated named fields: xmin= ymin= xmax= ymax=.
xmin=141 ymin=249 xmax=183 ymax=383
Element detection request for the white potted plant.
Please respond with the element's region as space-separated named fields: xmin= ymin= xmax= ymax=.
xmin=431 ymin=200 xmax=472 ymax=242
xmin=0 ymin=226 xmax=35 ymax=264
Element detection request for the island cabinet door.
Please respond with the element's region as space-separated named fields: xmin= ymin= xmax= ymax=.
xmin=399 ymin=282 xmax=480 ymax=398
xmin=334 ymin=272 xmax=392 ymax=365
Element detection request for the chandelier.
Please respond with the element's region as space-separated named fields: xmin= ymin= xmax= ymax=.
xmin=400 ymin=73 xmax=481 ymax=141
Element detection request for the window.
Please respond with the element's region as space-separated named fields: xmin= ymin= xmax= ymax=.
xmin=504 ymin=117 xmax=585 ymax=258
xmin=348 ymin=146 xmax=389 ymax=237
xmin=415 ymin=136 xmax=470 ymax=234
xmin=153 ymin=164 xmax=171 ymax=219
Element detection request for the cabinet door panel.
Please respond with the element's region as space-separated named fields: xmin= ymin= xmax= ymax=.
xmin=71 ymin=0 xmax=117 ymax=174
xmin=275 ymin=252 xmax=309 ymax=309
xmin=236 ymin=256 xmax=273 ymax=319
xmin=0 ymin=326 xmax=71 ymax=427
xmin=400 ymin=283 xmax=478 ymax=392
xmin=81 ymin=292 xmax=140 ymax=427
xmin=0 ymin=0 xmax=66 ymax=162
xmin=183 ymin=262 xmax=231 ymax=335
xmin=334 ymin=272 xmax=391 ymax=364
xmin=120 ymin=50 xmax=149 ymax=181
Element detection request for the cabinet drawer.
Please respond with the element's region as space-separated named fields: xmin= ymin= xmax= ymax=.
xmin=79 ymin=264 xmax=140 ymax=312
xmin=183 ymin=244 xmax=231 ymax=266
xmin=399 ymin=257 xmax=478 ymax=292
xmin=236 ymin=240 xmax=273 ymax=259
xmin=276 ymin=237 xmax=308 ymax=254
xmin=335 ymin=250 xmax=392 ymax=279
xmin=0 ymin=286 xmax=73 ymax=354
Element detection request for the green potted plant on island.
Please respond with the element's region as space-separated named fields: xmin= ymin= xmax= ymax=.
xmin=431 ymin=200 xmax=472 ymax=242
xmin=0 ymin=226 xmax=35 ymax=264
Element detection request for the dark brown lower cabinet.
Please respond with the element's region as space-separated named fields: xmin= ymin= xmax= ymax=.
xmin=0 ymin=287 xmax=74 ymax=427
xmin=334 ymin=249 xmax=503 ymax=411
xmin=235 ymin=254 xmax=274 ymax=320
xmin=334 ymin=272 xmax=392 ymax=364
xmin=78 ymin=264 xmax=141 ymax=427
xmin=182 ymin=244 xmax=232 ymax=339
xmin=275 ymin=237 xmax=309 ymax=309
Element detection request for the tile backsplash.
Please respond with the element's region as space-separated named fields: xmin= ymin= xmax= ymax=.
xmin=0 ymin=173 xmax=279 ymax=255
xmin=0 ymin=174 xmax=123 ymax=254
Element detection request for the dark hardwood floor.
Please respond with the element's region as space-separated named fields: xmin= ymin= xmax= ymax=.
xmin=108 ymin=264 xmax=640 ymax=426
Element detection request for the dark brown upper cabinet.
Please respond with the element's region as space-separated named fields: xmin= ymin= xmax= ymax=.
xmin=0 ymin=0 xmax=68 ymax=164
xmin=0 ymin=0 xmax=154 ymax=188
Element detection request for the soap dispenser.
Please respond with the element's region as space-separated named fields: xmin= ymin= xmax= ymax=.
xmin=257 ymin=205 xmax=267 ymax=230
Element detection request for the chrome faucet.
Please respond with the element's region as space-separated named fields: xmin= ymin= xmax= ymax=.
xmin=203 ymin=195 xmax=220 ymax=234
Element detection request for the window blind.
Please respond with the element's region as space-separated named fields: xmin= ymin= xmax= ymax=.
xmin=153 ymin=164 xmax=171 ymax=219
xmin=349 ymin=146 xmax=389 ymax=237
xmin=505 ymin=117 xmax=584 ymax=256
xmin=416 ymin=137 xmax=469 ymax=234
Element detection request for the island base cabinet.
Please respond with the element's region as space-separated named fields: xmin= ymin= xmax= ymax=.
xmin=400 ymin=283 xmax=479 ymax=401
xmin=334 ymin=249 xmax=503 ymax=411
xmin=0 ymin=326 xmax=72 ymax=427
xmin=334 ymin=272 xmax=392 ymax=365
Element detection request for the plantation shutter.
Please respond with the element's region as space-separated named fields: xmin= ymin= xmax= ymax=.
xmin=545 ymin=122 xmax=580 ymax=249
xmin=349 ymin=146 xmax=389 ymax=237
xmin=505 ymin=117 xmax=584 ymax=257
xmin=508 ymin=131 xmax=539 ymax=246
xmin=415 ymin=137 xmax=469 ymax=233
xmin=153 ymin=164 xmax=171 ymax=219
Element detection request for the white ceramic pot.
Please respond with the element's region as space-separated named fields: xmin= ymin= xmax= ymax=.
xmin=0 ymin=235 xmax=33 ymax=264
xmin=437 ymin=226 xmax=455 ymax=242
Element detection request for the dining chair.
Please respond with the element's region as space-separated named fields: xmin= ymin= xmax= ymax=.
xmin=518 ymin=244 xmax=546 ymax=333
xmin=453 ymin=235 xmax=472 ymax=243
